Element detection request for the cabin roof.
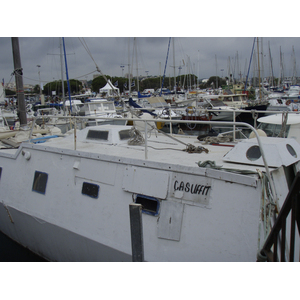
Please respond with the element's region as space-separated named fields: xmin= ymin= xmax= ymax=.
xmin=44 ymin=125 xmax=300 ymax=171
xmin=258 ymin=113 xmax=300 ymax=125
xmin=2 ymin=125 xmax=300 ymax=176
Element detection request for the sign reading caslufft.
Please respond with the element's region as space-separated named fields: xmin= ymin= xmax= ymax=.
xmin=170 ymin=173 xmax=212 ymax=207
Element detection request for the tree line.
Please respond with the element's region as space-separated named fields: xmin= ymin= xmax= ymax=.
xmin=3 ymin=75 xmax=234 ymax=98
xmin=91 ymin=75 xmax=228 ymax=93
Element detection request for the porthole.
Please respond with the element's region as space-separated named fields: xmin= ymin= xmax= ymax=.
xmin=286 ymin=144 xmax=297 ymax=158
xmin=246 ymin=145 xmax=261 ymax=161
xmin=32 ymin=171 xmax=48 ymax=194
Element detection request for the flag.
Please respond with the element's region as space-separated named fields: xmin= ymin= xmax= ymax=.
xmin=1 ymin=78 xmax=4 ymax=86
xmin=131 ymin=81 xmax=135 ymax=87
xmin=114 ymin=81 xmax=118 ymax=87
xmin=124 ymin=83 xmax=127 ymax=88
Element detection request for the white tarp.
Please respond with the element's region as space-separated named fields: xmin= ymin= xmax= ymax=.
xmin=99 ymin=80 xmax=120 ymax=96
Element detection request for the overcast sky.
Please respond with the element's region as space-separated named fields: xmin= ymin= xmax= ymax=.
xmin=1 ymin=37 xmax=300 ymax=87
xmin=2 ymin=4 xmax=300 ymax=88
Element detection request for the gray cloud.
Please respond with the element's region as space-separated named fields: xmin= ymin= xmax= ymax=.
xmin=1 ymin=37 xmax=300 ymax=87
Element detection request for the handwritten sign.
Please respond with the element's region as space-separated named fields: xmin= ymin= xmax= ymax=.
xmin=170 ymin=173 xmax=212 ymax=206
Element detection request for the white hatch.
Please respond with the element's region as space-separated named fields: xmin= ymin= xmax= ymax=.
xmin=79 ymin=125 xmax=132 ymax=145
xmin=223 ymin=137 xmax=300 ymax=168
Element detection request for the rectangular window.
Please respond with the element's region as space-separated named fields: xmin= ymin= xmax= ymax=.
xmin=82 ymin=182 xmax=99 ymax=199
xmin=119 ymin=130 xmax=131 ymax=140
xmin=32 ymin=171 xmax=48 ymax=194
xmin=87 ymin=130 xmax=109 ymax=141
xmin=135 ymin=194 xmax=160 ymax=216
xmin=0 ymin=167 xmax=2 ymax=180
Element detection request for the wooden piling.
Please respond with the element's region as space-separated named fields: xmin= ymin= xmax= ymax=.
xmin=129 ymin=203 xmax=144 ymax=262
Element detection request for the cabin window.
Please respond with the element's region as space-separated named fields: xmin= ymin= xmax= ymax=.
xmin=135 ymin=194 xmax=160 ymax=216
xmin=87 ymin=130 xmax=109 ymax=141
xmin=258 ymin=123 xmax=290 ymax=138
xmin=119 ymin=130 xmax=131 ymax=140
xmin=82 ymin=182 xmax=99 ymax=199
xmin=0 ymin=167 xmax=2 ymax=180
xmin=286 ymin=144 xmax=297 ymax=158
xmin=32 ymin=171 xmax=48 ymax=194
xmin=246 ymin=145 xmax=261 ymax=161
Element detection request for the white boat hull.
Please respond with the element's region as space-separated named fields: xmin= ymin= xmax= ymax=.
xmin=0 ymin=204 xmax=131 ymax=261
xmin=210 ymin=110 xmax=241 ymax=121
xmin=0 ymin=138 xmax=263 ymax=261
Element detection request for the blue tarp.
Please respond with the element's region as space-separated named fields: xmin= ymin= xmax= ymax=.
xmin=128 ymin=98 xmax=157 ymax=116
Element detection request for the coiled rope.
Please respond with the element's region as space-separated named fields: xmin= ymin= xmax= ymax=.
xmin=127 ymin=127 xmax=145 ymax=145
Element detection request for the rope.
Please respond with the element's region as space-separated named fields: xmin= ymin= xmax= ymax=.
xmin=185 ymin=144 xmax=209 ymax=153
xmin=202 ymin=135 xmax=232 ymax=144
xmin=127 ymin=127 xmax=145 ymax=145
xmin=11 ymin=68 xmax=23 ymax=76
xmin=197 ymin=160 xmax=221 ymax=168
xmin=197 ymin=160 xmax=259 ymax=175
xmin=78 ymin=38 xmax=99 ymax=67
xmin=78 ymin=37 xmax=117 ymax=95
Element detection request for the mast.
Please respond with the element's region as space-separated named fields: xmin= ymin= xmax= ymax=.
xmin=60 ymin=38 xmax=66 ymax=112
xmin=261 ymin=37 xmax=264 ymax=90
xmin=160 ymin=37 xmax=171 ymax=97
xmin=134 ymin=38 xmax=139 ymax=92
xmin=279 ymin=46 xmax=284 ymax=87
xmin=292 ymin=46 xmax=297 ymax=85
xmin=172 ymin=37 xmax=176 ymax=95
xmin=62 ymin=37 xmax=72 ymax=112
xmin=268 ymin=41 xmax=274 ymax=87
xmin=215 ymin=54 xmax=218 ymax=89
xmin=244 ymin=37 xmax=256 ymax=93
xmin=128 ymin=38 xmax=131 ymax=96
xmin=257 ymin=37 xmax=262 ymax=100
xmin=11 ymin=37 xmax=27 ymax=127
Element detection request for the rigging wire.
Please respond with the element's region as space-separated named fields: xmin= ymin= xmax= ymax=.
xmin=78 ymin=37 xmax=117 ymax=94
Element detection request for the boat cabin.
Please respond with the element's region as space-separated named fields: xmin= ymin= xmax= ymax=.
xmin=257 ymin=113 xmax=300 ymax=143
xmin=76 ymin=125 xmax=132 ymax=145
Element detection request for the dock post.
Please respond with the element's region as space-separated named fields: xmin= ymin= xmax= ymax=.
xmin=129 ymin=203 xmax=144 ymax=262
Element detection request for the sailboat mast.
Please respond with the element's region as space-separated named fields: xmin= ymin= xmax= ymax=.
xmin=261 ymin=37 xmax=264 ymax=90
xmin=62 ymin=37 xmax=72 ymax=112
xmin=292 ymin=46 xmax=297 ymax=85
xmin=11 ymin=37 xmax=27 ymax=126
xmin=128 ymin=38 xmax=131 ymax=96
xmin=172 ymin=37 xmax=176 ymax=95
xmin=215 ymin=54 xmax=218 ymax=89
xmin=134 ymin=38 xmax=139 ymax=92
xmin=257 ymin=37 xmax=262 ymax=100
xmin=268 ymin=41 xmax=274 ymax=87
xmin=60 ymin=38 xmax=66 ymax=112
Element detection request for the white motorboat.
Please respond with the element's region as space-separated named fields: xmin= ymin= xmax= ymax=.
xmin=257 ymin=112 xmax=300 ymax=143
xmin=199 ymin=98 xmax=241 ymax=121
xmin=79 ymin=99 xmax=126 ymax=126
xmin=0 ymin=117 xmax=299 ymax=261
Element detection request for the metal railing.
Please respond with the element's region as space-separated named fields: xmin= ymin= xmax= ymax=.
xmin=257 ymin=172 xmax=300 ymax=262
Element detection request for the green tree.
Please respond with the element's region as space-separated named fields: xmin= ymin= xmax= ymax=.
xmin=205 ymin=76 xmax=226 ymax=89
xmin=91 ymin=75 xmax=111 ymax=93
xmin=33 ymin=84 xmax=41 ymax=94
xmin=43 ymin=79 xmax=83 ymax=96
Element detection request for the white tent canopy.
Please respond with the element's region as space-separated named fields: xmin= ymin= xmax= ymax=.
xmin=99 ymin=80 xmax=120 ymax=97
